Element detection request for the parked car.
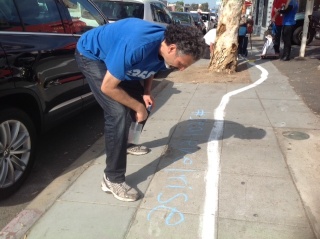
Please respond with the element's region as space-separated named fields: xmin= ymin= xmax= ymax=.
xmin=210 ymin=12 xmax=218 ymax=21
xmin=171 ymin=11 xmax=196 ymax=27
xmin=0 ymin=0 xmax=108 ymax=199
xmin=309 ymin=10 xmax=320 ymax=39
xmin=210 ymin=12 xmax=218 ymax=28
xmin=190 ymin=11 xmax=215 ymax=32
xmin=189 ymin=12 xmax=206 ymax=35
xmin=93 ymin=0 xmax=174 ymax=26
xmin=292 ymin=10 xmax=319 ymax=45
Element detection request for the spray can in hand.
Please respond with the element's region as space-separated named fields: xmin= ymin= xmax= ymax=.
xmin=128 ymin=104 xmax=152 ymax=144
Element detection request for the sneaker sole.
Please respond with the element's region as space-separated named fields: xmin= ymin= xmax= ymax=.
xmin=101 ymin=181 xmax=137 ymax=202
xmin=127 ymin=151 xmax=149 ymax=156
xmin=127 ymin=148 xmax=150 ymax=155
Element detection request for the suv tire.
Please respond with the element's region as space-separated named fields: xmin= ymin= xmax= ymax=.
xmin=0 ymin=108 xmax=36 ymax=199
xmin=292 ymin=25 xmax=315 ymax=45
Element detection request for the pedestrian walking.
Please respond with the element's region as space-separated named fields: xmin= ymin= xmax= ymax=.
xmin=275 ymin=0 xmax=298 ymax=60
xmin=246 ymin=15 xmax=254 ymax=54
xmin=271 ymin=0 xmax=288 ymax=56
xmin=238 ymin=15 xmax=248 ymax=57
xmin=75 ymin=18 xmax=206 ymax=202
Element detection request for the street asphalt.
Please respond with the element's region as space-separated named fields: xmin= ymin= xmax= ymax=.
xmin=1 ymin=39 xmax=320 ymax=239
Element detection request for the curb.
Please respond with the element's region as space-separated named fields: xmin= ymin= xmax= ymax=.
xmin=0 ymin=137 xmax=105 ymax=239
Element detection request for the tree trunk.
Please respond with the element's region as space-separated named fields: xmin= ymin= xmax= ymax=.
xmin=208 ymin=0 xmax=245 ymax=74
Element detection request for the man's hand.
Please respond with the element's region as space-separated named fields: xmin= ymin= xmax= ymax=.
xmin=101 ymin=71 xmax=148 ymax=122
xmin=142 ymin=75 xmax=155 ymax=110
xmin=143 ymin=94 xmax=154 ymax=109
xmin=135 ymin=103 xmax=149 ymax=122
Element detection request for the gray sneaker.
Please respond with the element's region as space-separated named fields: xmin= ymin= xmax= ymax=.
xmin=127 ymin=145 xmax=150 ymax=155
xmin=101 ymin=175 xmax=139 ymax=202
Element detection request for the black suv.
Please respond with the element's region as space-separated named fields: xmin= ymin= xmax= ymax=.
xmin=292 ymin=11 xmax=318 ymax=45
xmin=0 ymin=0 xmax=108 ymax=199
xmin=189 ymin=12 xmax=206 ymax=35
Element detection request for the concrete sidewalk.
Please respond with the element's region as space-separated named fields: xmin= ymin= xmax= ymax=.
xmin=1 ymin=49 xmax=320 ymax=239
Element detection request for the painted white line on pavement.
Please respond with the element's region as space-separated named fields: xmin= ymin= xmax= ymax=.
xmin=200 ymin=62 xmax=269 ymax=239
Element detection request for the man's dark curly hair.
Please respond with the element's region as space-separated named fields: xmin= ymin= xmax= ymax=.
xmin=164 ymin=24 xmax=206 ymax=61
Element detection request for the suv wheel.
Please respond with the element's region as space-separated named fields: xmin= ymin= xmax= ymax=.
xmin=0 ymin=108 xmax=36 ymax=199
xmin=292 ymin=25 xmax=315 ymax=45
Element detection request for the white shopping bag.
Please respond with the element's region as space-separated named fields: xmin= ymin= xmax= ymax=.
xmin=261 ymin=35 xmax=275 ymax=56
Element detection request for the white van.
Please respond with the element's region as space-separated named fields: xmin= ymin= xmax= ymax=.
xmin=93 ymin=0 xmax=174 ymax=26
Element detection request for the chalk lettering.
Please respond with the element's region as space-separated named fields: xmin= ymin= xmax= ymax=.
xmin=147 ymin=205 xmax=185 ymax=226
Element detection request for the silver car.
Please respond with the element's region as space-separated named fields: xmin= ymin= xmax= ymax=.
xmin=93 ymin=0 xmax=173 ymax=26
xmin=171 ymin=11 xmax=196 ymax=27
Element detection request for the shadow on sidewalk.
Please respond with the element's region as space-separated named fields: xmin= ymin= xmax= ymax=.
xmin=128 ymin=119 xmax=266 ymax=197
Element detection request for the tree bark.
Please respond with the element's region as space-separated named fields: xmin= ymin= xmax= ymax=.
xmin=209 ymin=0 xmax=245 ymax=74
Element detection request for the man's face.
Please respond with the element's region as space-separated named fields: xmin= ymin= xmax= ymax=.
xmin=162 ymin=44 xmax=195 ymax=71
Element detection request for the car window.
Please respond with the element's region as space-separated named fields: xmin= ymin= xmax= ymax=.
xmin=190 ymin=13 xmax=201 ymax=22
xmin=0 ymin=0 xmax=66 ymax=33
xmin=62 ymin=0 xmax=105 ymax=33
xmin=150 ymin=2 xmax=172 ymax=24
xmin=200 ymin=13 xmax=209 ymax=21
xmin=93 ymin=0 xmax=144 ymax=21
xmin=0 ymin=0 xmax=23 ymax=31
xmin=0 ymin=0 xmax=105 ymax=33
xmin=171 ymin=13 xmax=191 ymax=24
xmin=6 ymin=0 xmax=65 ymax=33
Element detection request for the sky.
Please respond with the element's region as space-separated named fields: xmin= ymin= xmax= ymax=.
xmin=170 ymin=0 xmax=219 ymax=10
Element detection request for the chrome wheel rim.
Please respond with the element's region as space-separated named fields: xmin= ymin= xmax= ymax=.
xmin=0 ymin=120 xmax=31 ymax=188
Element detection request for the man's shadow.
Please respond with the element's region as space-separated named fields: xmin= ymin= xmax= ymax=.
xmin=127 ymin=119 xmax=266 ymax=196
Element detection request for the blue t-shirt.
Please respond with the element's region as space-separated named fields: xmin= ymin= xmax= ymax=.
xmin=283 ymin=0 xmax=298 ymax=26
xmin=77 ymin=18 xmax=167 ymax=81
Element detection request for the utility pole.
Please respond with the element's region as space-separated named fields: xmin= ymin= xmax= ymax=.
xmin=299 ymin=0 xmax=314 ymax=57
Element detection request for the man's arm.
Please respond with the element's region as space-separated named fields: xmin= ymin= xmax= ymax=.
xmin=271 ymin=0 xmax=280 ymax=21
xmin=279 ymin=5 xmax=293 ymax=14
xmin=278 ymin=0 xmax=293 ymax=14
xmin=271 ymin=0 xmax=277 ymax=19
xmin=209 ymin=42 xmax=215 ymax=56
xmin=143 ymin=76 xmax=153 ymax=95
xmin=272 ymin=11 xmax=280 ymax=22
xmin=285 ymin=0 xmax=291 ymax=9
xmin=101 ymin=71 xmax=148 ymax=122
xmin=142 ymin=75 xmax=155 ymax=109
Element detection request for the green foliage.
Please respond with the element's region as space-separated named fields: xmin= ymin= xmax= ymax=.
xmin=200 ymin=2 xmax=209 ymax=11
xmin=190 ymin=3 xmax=198 ymax=10
xmin=168 ymin=1 xmax=211 ymax=11
xmin=175 ymin=5 xmax=184 ymax=11
xmin=176 ymin=1 xmax=184 ymax=6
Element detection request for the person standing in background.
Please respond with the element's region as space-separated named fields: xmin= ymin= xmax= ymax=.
xmin=238 ymin=15 xmax=248 ymax=57
xmin=271 ymin=0 xmax=288 ymax=56
xmin=276 ymin=0 xmax=298 ymax=61
xmin=246 ymin=15 xmax=254 ymax=34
